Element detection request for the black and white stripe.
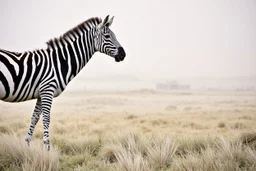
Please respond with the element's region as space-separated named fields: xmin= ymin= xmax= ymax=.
xmin=0 ymin=15 xmax=126 ymax=150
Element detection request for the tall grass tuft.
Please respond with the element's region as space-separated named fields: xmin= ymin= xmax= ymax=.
xmin=240 ymin=132 xmax=256 ymax=148
xmin=114 ymin=145 xmax=149 ymax=171
xmin=101 ymin=132 xmax=150 ymax=170
xmin=0 ymin=134 xmax=59 ymax=171
xmin=176 ymin=136 xmax=216 ymax=155
xmin=101 ymin=132 xmax=178 ymax=170
xmin=146 ymin=136 xmax=177 ymax=170
xmin=172 ymin=136 xmax=256 ymax=171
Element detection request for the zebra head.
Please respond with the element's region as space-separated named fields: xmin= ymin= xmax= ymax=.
xmin=94 ymin=15 xmax=126 ymax=62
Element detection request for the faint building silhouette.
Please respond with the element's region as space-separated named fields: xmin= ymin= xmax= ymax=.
xmin=156 ymin=80 xmax=190 ymax=90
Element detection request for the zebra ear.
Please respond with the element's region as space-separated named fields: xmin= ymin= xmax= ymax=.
xmin=98 ymin=15 xmax=114 ymax=29
xmin=102 ymin=15 xmax=109 ymax=26
xmin=106 ymin=16 xmax=114 ymax=27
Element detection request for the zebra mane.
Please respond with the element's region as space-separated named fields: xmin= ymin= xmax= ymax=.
xmin=46 ymin=17 xmax=102 ymax=49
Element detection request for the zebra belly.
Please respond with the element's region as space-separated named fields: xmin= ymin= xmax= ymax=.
xmin=0 ymin=85 xmax=40 ymax=102
xmin=0 ymin=64 xmax=40 ymax=102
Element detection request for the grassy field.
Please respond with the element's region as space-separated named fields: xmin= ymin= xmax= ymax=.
xmin=0 ymin=90 xmax=256 ymax=170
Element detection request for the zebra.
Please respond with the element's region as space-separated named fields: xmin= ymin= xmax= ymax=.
xmin=0 ymin=15 xmax=126 ymax=150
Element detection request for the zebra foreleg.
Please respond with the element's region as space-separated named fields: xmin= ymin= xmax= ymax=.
xmin=25 ymin=98 xmax=42 ymax=146
xmin=40 ymin=89 xmax=54 ymax=151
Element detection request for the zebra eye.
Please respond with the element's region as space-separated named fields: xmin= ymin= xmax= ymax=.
xmin=105 ymin=35 xmax=110 ymax=39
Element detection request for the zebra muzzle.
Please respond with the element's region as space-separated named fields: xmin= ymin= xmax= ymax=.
xmin=115 ymin=47 xmax=126 ymax=62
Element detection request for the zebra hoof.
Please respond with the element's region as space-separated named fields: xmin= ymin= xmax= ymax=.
xmin=45 ymin=144 xmax=50 ymax=151
xmin=43 ymin=138 xmax=50 ymax=151
xmin=25 ymin=136 xmax=31 ymax=146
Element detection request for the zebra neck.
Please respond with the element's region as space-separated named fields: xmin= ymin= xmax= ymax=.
xmin=51 ymin=30 xmax=96 ymax=86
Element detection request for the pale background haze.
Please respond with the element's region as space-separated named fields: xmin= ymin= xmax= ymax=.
xmin=0 ymin=0 xmax=255 ymax=90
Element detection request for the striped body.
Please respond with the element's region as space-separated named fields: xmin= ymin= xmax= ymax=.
xmin=0 ymin=49 xmax=58 ymax=102
xmin=0 ymin=18 xmax=98 ymax=102
xmin=0 ymin=16 xmax=126 ymax=150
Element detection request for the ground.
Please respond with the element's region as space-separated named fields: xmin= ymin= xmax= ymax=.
xmin=0 ymin=90 xmax=256 ymax=170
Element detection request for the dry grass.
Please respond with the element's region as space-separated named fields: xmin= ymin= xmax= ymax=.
xmin=0 ymin=90 xmax=256 ymax=170
xmin=146 ymin=136 xmax=177 ymax=170
xmin=0 ymin=134 xmax=59 ymax=171
xmin=172 ymin=137 xmax=256 ymax=171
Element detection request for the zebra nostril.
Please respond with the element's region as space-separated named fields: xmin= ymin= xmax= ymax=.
xmin=118 ymin=47 xmax=126 ymax=58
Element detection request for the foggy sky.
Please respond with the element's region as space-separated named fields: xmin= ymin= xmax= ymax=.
xmin=0 ymin=0 xmax=255 ymax=80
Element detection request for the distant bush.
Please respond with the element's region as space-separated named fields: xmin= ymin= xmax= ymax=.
xmin=165 ymin=105 xmax=177 ymax=111
xmin=0 ymin=125 xmax=12 ymax=134
xmin=125 ymin=114 xmax=138 ymax=120
xmin=218 ymin=121 xmax=226 ymax=128
xmin=231 ymin=122 xmax=246 ymax=129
